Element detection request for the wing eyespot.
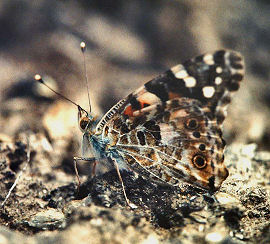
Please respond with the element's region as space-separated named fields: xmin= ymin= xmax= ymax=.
xmin=185 ymin=118 xmax=199 ymax=130
xmin=199 ymin=144 xmax=206 ymax=151
xmin=192 ymin=131 xmax=201 ymax=138
xmin=192 ymin=154 xmax=207 ymax=169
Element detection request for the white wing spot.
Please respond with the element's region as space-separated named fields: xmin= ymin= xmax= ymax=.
xmin=184 ymin=76 xmax=196 ymax=87
xmin=202 ymin=86 xmax=215 ymax=98
xmin=175 ymin=69 xmax=188 ymax=79
xmin=215 ymin=76 xmax=222 ymax=85
xmin=139 ymin=92 xmax=159 ymax=104
xmin=216 ymin=66 xmax=223 ymax=73
xmin=171 ymin=64 xmax=183 ymax=73
xmin=203 ymin=54 xmax=214 ymax=65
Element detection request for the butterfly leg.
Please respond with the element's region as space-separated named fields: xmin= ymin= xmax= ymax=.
xmin=73 ymin=156 xmax=96 ymax=189
xmin=108 ymin=157 xmax=137 ymax=209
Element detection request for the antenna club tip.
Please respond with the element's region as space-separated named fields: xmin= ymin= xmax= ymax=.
xmin=80 ymin=41 xmax=86 ymax=52
xmin=34 ymin=74 xmax=43 ymax=83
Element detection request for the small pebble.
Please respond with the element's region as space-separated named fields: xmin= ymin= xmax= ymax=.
xmin=215 ymin=192 xmax=240 ymax=205
xmin=235 ymin=233 xmax=244 ymax=240
xmin=90 ymin=218 xmax=103 ymax=226
xmin=141 ymin=234 xmax=159 ymax=244
xmin=28 ymin=209 xmax=66 ymax=230
xmin=241 ymin=144 xmax=257 ymax=158
xmin=189 ymin=212 xmax=207 ymax=224
xmin=205 ymin=232 xmax=224 ymax=243
xmin=198 ymin=225 xmax=204 ymax=232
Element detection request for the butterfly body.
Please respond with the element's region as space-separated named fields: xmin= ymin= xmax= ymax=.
xmin=79 ymin=50 xmax=244 ymax=194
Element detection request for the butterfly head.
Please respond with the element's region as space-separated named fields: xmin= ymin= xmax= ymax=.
xmin=78 ymin=106 xmax=95 ymax=133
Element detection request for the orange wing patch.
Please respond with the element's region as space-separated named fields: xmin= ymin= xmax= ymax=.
xmin=124 ymin=90 xmax=160 ymax=117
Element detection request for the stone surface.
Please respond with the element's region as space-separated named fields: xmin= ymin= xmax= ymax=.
xmin=1 ymin=139 xmax=270 ymax=243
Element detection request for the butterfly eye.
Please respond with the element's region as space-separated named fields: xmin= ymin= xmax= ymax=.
xmin=79 ymin=117 xmax=90 ymax=130
xmin=192 ymin=154 xmax=207 ymax=169
xmin=185 ymin=118 xmax=199 ymax=130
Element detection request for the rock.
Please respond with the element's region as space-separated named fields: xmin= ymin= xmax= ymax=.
xmin=27 ymin=209 xmax=66 ymax=230
xmin=205 ymin=231 xmax=225 ymax=243
xmin=215 ymin=192 xmax=240 ymax=206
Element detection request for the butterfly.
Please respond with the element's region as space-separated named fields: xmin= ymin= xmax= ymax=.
xmin=38 ymin=49 xmax=244 ymax=206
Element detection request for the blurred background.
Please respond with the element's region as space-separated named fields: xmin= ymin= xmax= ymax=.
xmin=0 ymin=0 xmax=270 ymax=162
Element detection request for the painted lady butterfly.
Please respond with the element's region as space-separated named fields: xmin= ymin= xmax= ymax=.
xmin=38 ymin=49 xmax=244 ymax=205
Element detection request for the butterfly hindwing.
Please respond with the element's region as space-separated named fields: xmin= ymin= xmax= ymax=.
xmin=105 ymin=97 xmax=227 ymax=190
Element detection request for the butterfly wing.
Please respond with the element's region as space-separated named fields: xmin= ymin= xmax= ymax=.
xmin=95 ymin=50 xmax=244 ymax=191
xmin=123 ymin=50 xmax=243 ymax=123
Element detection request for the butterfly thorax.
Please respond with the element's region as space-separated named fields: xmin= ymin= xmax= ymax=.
xmin=78 ymin=108 xmax=125 ymax=166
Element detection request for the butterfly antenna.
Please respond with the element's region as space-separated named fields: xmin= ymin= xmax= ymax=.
xmin=34 ymin=74 xmax=87 ymax=114
xmin=80 ymin=42 xmax=92 ymax=113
